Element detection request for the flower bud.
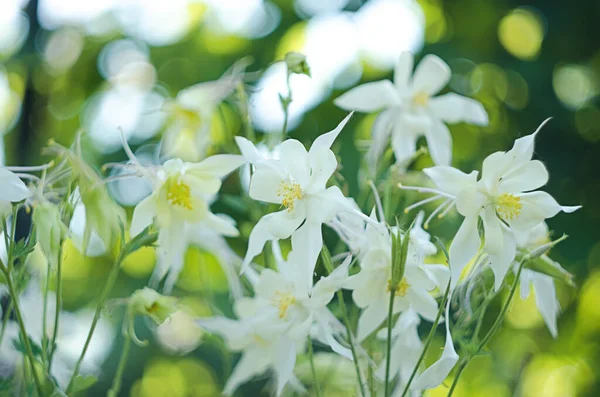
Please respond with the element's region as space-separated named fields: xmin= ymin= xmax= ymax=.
xmin=32 ymin=201 xmax=65 ymax=267
xmin=130 ymin=287 xmax=178 ymax=326
xmin=284 ymin=52 xmax=311 ymax=77
xmin=79 ymin=185 xmax=126 ymax=255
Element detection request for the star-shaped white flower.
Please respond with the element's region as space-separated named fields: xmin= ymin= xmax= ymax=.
xmin=344 ymin=212 xmax=447 ymax=341
xmin=236 ymin=113 xmax=362 ymax=289
xmin=334 ymin=52 xmax=488 ymax=170
xmin=401 ymin=120 xmax=581 ymax=289
xmin=130 ymin=155 xmax=244 ymax=292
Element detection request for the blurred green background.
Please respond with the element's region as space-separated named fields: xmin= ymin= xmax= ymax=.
xmin=1 ymin=0 xmax=600 ymax=396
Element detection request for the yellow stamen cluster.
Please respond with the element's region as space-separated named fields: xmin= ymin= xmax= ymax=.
xmin=413 ymin=91 xmax=430 ymax=107
xmin=277 ymin=180 xmax=304 ymax=212
xmin=167 ymin=180 xmax=193 ymax=210
xmin=273 ymin=291 xmax=297 ymax=319
xmin=388 ymin=277 xmax=410 ymax=297
xmin=496 ymin=193 xmax=522 ymax=221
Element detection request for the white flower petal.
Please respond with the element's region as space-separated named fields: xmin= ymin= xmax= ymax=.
xmin=241 ymin=209 xmax=305 ymax=273
xmin=273 ymin=337 xmax=297 ymax=396
xmin=255 ymin=268 xmax=291 ymax=299
xmin=357 ymin=299 xmax=388 ymax=341
xmin=0 ymin=168 xmax=31 ymax=202
xmin=423 ymin=264 xmax=451 ymax=291
xmin=530 ymin=271 xmax=560 ymax=338
xmin=291 ymin=221 xmax=323 ymax=292
xmin=306 ymin=147 xmax=337 ymax=193
xmin=367 ymin=109 xmax=395 ymax=175
xmin=311 ymin=113 xmax=353 ymax=152
xmin=511 ymin=191 xmax=580 ymax=231
xmin=394 ymin=52 xmax=414 ymax=91
xmin=391 ymin=119 xmax=419 ymax=165
xmin=480 ymin=151 xmax=512 ymax=192
xmin=314 ymin=315 xmax=352 ymax=360
xmin=423 ymin=167 xmax=478 ymax=197
xmin=488 ymin=225 xmax=516 ymax=291
xmin=305 ymin=186 xmax=350 ymax=224
xmin=482 ymin=206 xmax=503 ymax=255
xmin=204 ymin=212 xmax=240 ymax=237
xmin=410 ymin=305 xmax=458 ymax=390
xmin=186 ymin=154 xmax=246 ymax=178
xmin=411 ymin=54 xmax=451 ymax=96
xmin=498 ymin=160 xmax=549 ymax=193
xmin=424 ymin=121 xmax=452 ymax=166
xmin=310 ymin=256 xmax=351 ymax=308
xmin=334 ymin=81 xmax=401 ymax=112
xmin=449 ymin=216 xmax=480 ymax=289
xmin=130 ymin=195 xmax=156 ymax=237
xmin=235 ymin=136 xmax=266 ymax=164
xmin=224 ymin=349 xmax=270 ymax=395
xmin=507 ymin=118 xmax=550 ymax=166
xmin=249 ymin=163 xmax=285 ymax=204
xmin=279 ymin=139 xmax=310 ymax=186
xmin=406 ymin=287 xmax=438 ymax=321
xmin=152 ymin=224 xmax=189 ymax=293
xmin=428 ymin=93 xmax=488 ymax=125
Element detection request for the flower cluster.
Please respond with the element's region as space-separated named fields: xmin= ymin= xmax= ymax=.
xmin=0 ymin=52 xmax=580 ymax=397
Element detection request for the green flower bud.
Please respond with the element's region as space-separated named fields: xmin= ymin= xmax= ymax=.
xmin=130 ymin=287 xmax=178 ymax=326
xmin=79 ymin=185 xmax=125 ymax=255
xmin=32 ymin=201 xmax=66 ymax=267
xmin=284 ymin=52 xmax=311 ymax=77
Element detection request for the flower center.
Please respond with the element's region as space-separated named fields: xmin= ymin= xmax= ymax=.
xmin=496 ymin=193 xmax=522 ymax=221
xmin=277 ymin=180 xmax=304 ymax=212
xmin=167 ymin=180 xmax=193 ymax=210
xmin=272 ymin=291 xmax=297 ymax=319
xmin=413 ymin=91 xmax=430 ymax=107
xmin=387 ymin=277 xmax=410 ymax=297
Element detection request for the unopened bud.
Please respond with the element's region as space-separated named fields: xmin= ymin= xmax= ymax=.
xmin=284 ymin=52 xmax=311 ymax=77
xmin=32 ymin=201 xmax=66 ymax=267
xmin=130 ymin=287 xmax=178 ymax=326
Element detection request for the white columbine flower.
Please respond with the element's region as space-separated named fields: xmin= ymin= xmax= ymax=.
xmin=334 ymin=52 xmax=488 ymax=170
xmin=515 ymin=222 xmax=563 ymax=338
xmin=0 ymin=167 xmax=31 ymax=217
xmin=199 ymin=249 xmax=352 ymax=396
xmin=344 ymin=212 xmax=448 ymax=341
xmin=401 ymin=120 xmax=581 ymax=290
xmin=130 ymin=154 xmax=244 ymax=292
xmin=236 ymin=113 xmax=362 ymax=289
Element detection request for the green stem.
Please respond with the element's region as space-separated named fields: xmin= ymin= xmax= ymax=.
xmin=107 ymin=313 xmax=133 ymax=397
xmin=472 ymin=291 xmax=493 ymax=344
xmin=47 ymin=243 xmax=63 ymax=373
xmin=446 ymin=359 xmax=467 ymax=397
xmin=1 ymin=268 xmax=45 ymax=397
xmin=65 ymin=252 xmax=124 ymax=393
xmin=384 ymin=287 xmax=396 ymax=397
xmin=320 ymin=247 xmax=366 ymax=396
xmin=7 ymin=205 xmax=19 ymax=273
xmin=280 ymin=72 xmax=291 ymax=138
xmin=447 ymin=257 xmax=528 ymax=396
xmin=307 ymin=336 xmax=322 ymax=397
xmin=41 ymin=261 xmax=51 ymax=367
xmin=401 ymin=280 xmax=451 ymax=397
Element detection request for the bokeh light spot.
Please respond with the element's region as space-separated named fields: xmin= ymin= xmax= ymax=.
xmin=498 ymin=8 xmax=545 ymax=61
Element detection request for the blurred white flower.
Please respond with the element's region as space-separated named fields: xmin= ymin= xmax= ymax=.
xmin=156 ymin=310 xmax=204 ymax=355
xmin=0 ymin=167 xmax=32 ymax=217
xmin=335 ymin=52 xmax=488 ymax=170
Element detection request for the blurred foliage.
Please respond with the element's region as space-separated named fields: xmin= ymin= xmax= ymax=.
xmin=2 ymin=0 xmax=600 ymax=396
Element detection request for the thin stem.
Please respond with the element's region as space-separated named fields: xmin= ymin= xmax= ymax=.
xmin=401 ymin=280 xmax=451 ymax=397
xmin=65 ymin=252 xmax=124 ymax=393
xmin=447 ymin=257 xmax=529 ymax=396
xmin=384 ymin=287 xmax=396 ymax=397
xmin=41 ymin=261 xmax=51 ymax=367
xmin=281 ymin=72 xmax=291 ymax=138
xmin=446 ymin=359 xmax=467 ymax=397
xmin=472 ymin=292 xmax=493 ymax=344
xmin=1 ymin=269 xmax=45 ymax=397
xmin=307 ymin=336 xmax=322 ymax=397
xmin=8 ymin=205 xmax=18 ymax=273
xmin=320 ymin=247 xmax=366 ymax=396
xmin=107 ymin=313 xmax=133 ymax=397
xmin=47 ymin=243 xmax=63 ymax=373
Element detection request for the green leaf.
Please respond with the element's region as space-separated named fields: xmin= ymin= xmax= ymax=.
xmin=123 ymin=225 xmax=159 ymax=258
xmin=70 ymin=375 xmax=99 ymax=394
xmin=12 ymin=334 xmax=43 ymax=358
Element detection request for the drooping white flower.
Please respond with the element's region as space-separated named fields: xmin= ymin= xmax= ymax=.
xmin=162 ymin=59 xmax=249 ymax=161
xmin=0 ymin=167 xmax=31 ymax=217
xmin=401 ymin=120 xmax=581 ymax=290
xmin=515 ymin=222 xmax=563 ymax=338
xmin=334 ymin=52 xmax=488 ymax=170
xmin=130 ymin=154 xmax=245 ymax=292
xmin=236 ymin=113 xmax=362 ymax=289
xmin=344 ymin=212 xmax=447 ymax=341
xmin=198 ymin=249 xmax=352 ymax=396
